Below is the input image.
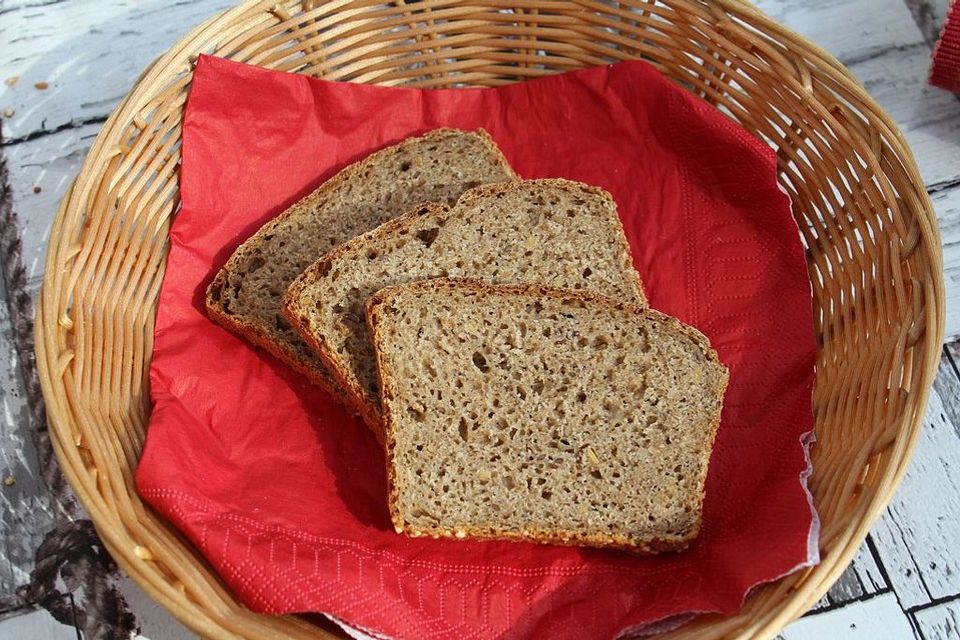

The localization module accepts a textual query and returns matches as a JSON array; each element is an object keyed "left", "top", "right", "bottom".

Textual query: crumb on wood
[
  {"left": 2, "top": 475, "right": 15, "bottom": 486},
  {"left": 34, "top": 81, "right": 49, "bottom": 90},
  {"left": 33, "top": 185, "right": 42, "bottom": 193},
  {"left": 4, "top": 76, "right": 18, "bottom": 86}
]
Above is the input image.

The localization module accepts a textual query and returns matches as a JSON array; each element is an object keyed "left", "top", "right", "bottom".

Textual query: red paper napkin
[
  {"left": 931, "top": 0, "right": 960, "bottom": 92},
  {"left": 136, "top": 55, "right": 818, "bottom": 639}
]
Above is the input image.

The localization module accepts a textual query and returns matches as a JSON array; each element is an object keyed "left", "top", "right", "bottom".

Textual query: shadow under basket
[{"left": 35, "top": 1, "right": 945, "bottom": 638}]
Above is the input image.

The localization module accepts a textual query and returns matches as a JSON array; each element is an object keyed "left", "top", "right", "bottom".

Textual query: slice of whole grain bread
[
  {"left": 284, "top": 179, "right": 646, "bottom": 429},
  {"left": 366, "top": 278, "right": 728, "bottom": 553},
  {"left": 205, "top": 128, "right": 516, "bottom": 395}
]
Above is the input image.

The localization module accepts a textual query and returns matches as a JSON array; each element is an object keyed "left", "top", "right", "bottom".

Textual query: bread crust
[
  {"left": 206, "top": 296, "right": 344, "bottom": 395},
  {"left": 283, "top": 178, "right": 647, "bottom": 434},
  {"left": 366, "top": 277, "right": 728, "bottom": 554},
  {"left": 205, "top": 128, "right": 516, "bottom": 423}
]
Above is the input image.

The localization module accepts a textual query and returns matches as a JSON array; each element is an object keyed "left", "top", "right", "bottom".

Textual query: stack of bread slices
[{"left": 206, "top": 129, "right": 728, "bottom": 553}]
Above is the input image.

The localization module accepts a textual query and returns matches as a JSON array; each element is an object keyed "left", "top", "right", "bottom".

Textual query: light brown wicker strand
[{"left": 35, "top": 0, "right": 944, "bottom": 638}]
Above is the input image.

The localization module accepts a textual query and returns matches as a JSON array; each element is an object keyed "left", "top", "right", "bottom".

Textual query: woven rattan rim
[{"left": 35, "top": 1, "right": 945, "bottom": 638}]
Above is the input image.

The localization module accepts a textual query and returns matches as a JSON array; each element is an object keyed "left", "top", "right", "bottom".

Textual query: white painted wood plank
[
  {"left": 914, "top": 600, "right": 960, "bottom": 640},
  {"left": 3, "top": 122, "right": 102, "bottom": 292},
  {"left": 0, "top": 607, "right": 78, "bottom": 640},
  {"left": 808, "top": 593, "right": 832, "bottom": 613},
  {"left": 0, "top": 276, "right": 54, "bottom": 597},
  {"left": 781, "top": 592, "right": 917, "bottom": 639},
  {"left": 753, "top": 0, "right": 926, "bottom": 65},
  {"left": 823, "top": 538, "right": 890, "bottom": 607},
  {"left": 850, "top": 538, "right": 890, "bottom": 594},
  {"left": 945, "top": 341, "right": 960, "bottom": 368},
  {"left": 0, "top": 0, "right": 235, "bottom": 143},
  {"left": 866, "top": 356, "right": 960, "bottom": 610}
]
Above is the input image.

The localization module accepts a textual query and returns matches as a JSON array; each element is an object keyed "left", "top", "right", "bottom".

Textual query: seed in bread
[{"left": 366, "top": 279, "right": 728, "bottom": 553}]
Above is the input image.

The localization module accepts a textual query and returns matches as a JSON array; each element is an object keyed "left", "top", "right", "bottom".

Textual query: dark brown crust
[
  {"left": 284, "top": 178, "right": 648, "bottom": 433},
  {"left": 205, "top": 297, "right": 343, "bottom": 395},
  {"left": 205, "top": 128, "right": 517, "bottom": 424},
  {"left": 366, "top": 277, "right": 729, "bottom": 554}
]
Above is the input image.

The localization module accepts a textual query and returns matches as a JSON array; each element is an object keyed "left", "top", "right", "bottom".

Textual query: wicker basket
[{"left": 35, "top": 1, "right": 944, "bottom": 638}]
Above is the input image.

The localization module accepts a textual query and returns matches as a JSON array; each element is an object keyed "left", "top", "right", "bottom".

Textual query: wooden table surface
[{"left": 1, "top": 0, "right": 959, "bottom": 638}]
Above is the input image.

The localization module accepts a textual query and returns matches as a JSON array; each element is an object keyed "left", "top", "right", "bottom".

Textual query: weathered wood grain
[
  {"left": 906, "top": 0, "right": 950, "bottom": 47},
  {"left": 821, "top": 539, "right": 891, "bottom": 608},
  {"left": 0, "top": 607, "right": 79, "bottom": 639},
  {"left": 781, "top": 592, "right": 918, "bottom": 639},
  {"left": 905, "top": 0, "right": 957, "bottom": 50},
  {"left": 913, "top": 599, "right": 960, "bottom": 640},
  {"left": 0, "top": 0, "right": 235, "bottom": 144},
  {"left": 867, "top": 354, "right": 960, "bottom": 610},
  {"left": 0, "top": 276, "right": 54, "bottom": 599},
  {"left": 926, "top": 0, "right": 956, "bottom": 43},
  {"left": 938, "top": 344, "right": 960, "bottom": 434},
  {"left": 3, "top": 122, "right": 102, "bottom": 291},
  {"left": 754, "top": 0, "right": 927, "bottom": 63},
  {"left": 946, "top": 340, "right": 960, "bottom": 369}
]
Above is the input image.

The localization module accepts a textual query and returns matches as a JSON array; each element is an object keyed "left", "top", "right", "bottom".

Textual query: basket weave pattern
[{"left": 35, "top": 1, "right": 944, "bottom": 638}]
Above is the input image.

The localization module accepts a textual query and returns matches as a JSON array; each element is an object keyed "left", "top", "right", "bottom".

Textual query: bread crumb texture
[{"left": 371, "top": 280, "right": 727, "bottom": 552}]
